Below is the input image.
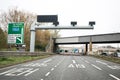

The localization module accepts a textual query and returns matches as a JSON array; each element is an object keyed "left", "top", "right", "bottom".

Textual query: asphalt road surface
[{"left": 0, "top": 55, "right": 120, "bottom": 80}]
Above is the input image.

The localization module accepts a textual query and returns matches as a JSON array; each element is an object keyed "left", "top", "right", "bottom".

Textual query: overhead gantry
[{"left": 30, "top": 15, "right": 95, "bottom": 52}]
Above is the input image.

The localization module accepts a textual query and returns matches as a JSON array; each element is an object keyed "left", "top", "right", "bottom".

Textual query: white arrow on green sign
[{"left": 8, "top": 22, "right": 24, "bottom": 44}]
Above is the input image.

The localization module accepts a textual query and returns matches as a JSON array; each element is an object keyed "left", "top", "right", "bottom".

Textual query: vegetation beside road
[
  {"left": 90, "top": 55, "right": 120, "bottom": 64},
  {"left": 0, "top": 53, "right": 54, "bottom": 68}
]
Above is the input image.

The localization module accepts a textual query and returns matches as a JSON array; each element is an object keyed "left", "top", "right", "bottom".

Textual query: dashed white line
[
  {"left": 85, "top": 60, "right": 90, "bottom": 63},
  {"left": 91, "top": 64, "right": 102, "bottom": 70},
  {"left": 51, "top": 68, "right": 54, "bottom": 71},
  {"left": 81, "top": 64, "right": 86, "bottom": 68},
  {"left": 72, "top": 60, "right": 76, "bottom": 64},
  {"left": 96, "top": 60, "right": 108, "bottom": 66},
  {"left": 109, "top": 74, "right": 120, "bottom": 80},
  {"left": 41, "top": 79, "right": 43, "bottom": 80},
  {"left": 43, "top": 59, "right": 52, "bottom": 63},
  {"left": 45, "top": 72, "right": 50, "bottom": 76}
]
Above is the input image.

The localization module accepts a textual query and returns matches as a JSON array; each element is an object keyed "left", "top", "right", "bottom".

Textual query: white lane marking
[
  {"left": 43, "top": 59, "right": 52, "bottom": 63},
  {"left": 0, "top": 68, "right": 17, "bottom": 75},
  {"left": 75, "top": 64, "right": 85, "bottom": 68},
  {"left": 107, "top": 65, "right": 120, "bottom": 70},
  {"left": 23, "top": 63, "right": 47, "bottom": 67},
  {"left": 91, "top": 64, "right": 102, "bottom": 70},
  {"left": 85, "top": 60, "right": 90, "bottom": 63},
  {"left": 81, "top": 64, "right": 86, "bottom": 68},
  {"left": 41, "top": 79, "right": 43, "bottom": 80},
  {"left": 54, "top": 65, "right": 57, "bottom": 67},
  {"left": 45, "top": 72, "right": 50, "bottom": 76},
  {"left": 109, "top": 74, "right": 120, "bottom": 80},
  {"left": 51, "top": 68, "right": 54, "bottom": 71},
  {"left": 72, "top": 60, "right": 76, "bottom": 64},
  {"left": 0, "top": 68, "right": 39, "bottom": 76},
  {"left": 96, "top": 60, "right": 108, "bottom": 66},
  {"left": 24, "top": 68, "right": 39, "bottom": 76},
  {"left": 68, "top": 64, "right": 74, "bottom": 68},
  {"left": 81, "top": 58, "right": 84, "bottom": 60}
]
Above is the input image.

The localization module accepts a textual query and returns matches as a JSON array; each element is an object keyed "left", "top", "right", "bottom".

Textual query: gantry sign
[{"left": 30, "top": 15, "right": 95, "bottom": 52}]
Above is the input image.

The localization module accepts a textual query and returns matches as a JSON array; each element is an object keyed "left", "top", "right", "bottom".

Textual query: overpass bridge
[{"left": 53, "top": 33, "right": 120, "bottom": 54}]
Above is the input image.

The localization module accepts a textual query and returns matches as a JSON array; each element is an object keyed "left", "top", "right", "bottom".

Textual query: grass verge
[
  {"left": 90, "top": 55, "right": 120, "bottom": 64},
  {"left": 0, "top": 53, "right": 54, "bottom": 68}
]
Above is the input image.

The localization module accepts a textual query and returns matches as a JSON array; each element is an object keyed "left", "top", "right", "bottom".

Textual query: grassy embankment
[{"left": 0, "top": 53, "right": 54, "bottom": 68}]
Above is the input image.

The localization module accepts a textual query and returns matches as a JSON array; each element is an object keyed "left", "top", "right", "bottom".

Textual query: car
[{"left": 100, "top": 52, "right": 108, "bottom": 56}]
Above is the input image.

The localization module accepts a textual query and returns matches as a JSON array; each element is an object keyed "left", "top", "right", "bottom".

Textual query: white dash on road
[
  {"left": 43, "top": 59, "right": 52, "bottom": 63},
  {"left": 51, "top": 68, "right": 54, "bottom": 71},
  {"left": 109, "top": 74, "right": 120, "bottom": 80},
  {"left": 96, "top": 60, "right": 108, "bottom": 66},
  {"left": 81, "top": 64, "right": 86, "bottom": 68},
  {"left": 45, "top": 72, "right": 50, "bottom": 76},
  {"left": 72, "top": 60, "right": 76, "bottom": 64},
  {"left": 41, "top": 79, "right": 43, "bottom": 80},
  {"left": 85, "top": 60, "right": 90, "bottom": 63},
  {"left": 91, "top": 64, "right": 102, "bottom": 70}
]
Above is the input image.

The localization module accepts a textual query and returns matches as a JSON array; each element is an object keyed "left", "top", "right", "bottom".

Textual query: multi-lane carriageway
[{"left": 0, "top": 55, "right": 120, "bottom": 80}]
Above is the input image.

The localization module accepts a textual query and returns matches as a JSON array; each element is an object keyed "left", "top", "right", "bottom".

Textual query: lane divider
[
  {"left": 45, "top": 72, "right": 50, "bottom": 76},
  {"left": 109, "top": 74, "right": 120, "bottom": 80},
  {"left": 91, "top": 64, "right": 102, "bottom": 71}
]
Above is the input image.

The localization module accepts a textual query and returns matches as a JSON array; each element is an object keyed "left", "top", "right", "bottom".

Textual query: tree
[
  {"left": 0, "top": 27, "right": 7, "bottom": 49},
  {"left": 0, "top": 8, "right": 35, "bottom": 50},
  {"left": 35, "top": 30, "right": 51, "bottom": 51}
]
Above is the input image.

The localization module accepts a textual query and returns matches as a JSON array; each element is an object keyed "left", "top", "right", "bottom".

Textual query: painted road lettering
[{"left": 0, "top": 68, "right": 39, "bottom": 76}]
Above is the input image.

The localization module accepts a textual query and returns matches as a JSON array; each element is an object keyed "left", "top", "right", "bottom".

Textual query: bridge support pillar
[
  {"left": 52, "top": 38, "right": 57, "bottom": 53},
  {"left": 89, "top": 36, "right": 93, "bottom": 55},
  {"left": 30, "top": 30, "right": 35, "bottom": 52},
  {"left": 85, "top": 44, "right": 88, "bottom": 55}
]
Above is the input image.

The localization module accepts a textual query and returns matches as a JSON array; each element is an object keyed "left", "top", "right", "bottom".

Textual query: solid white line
[
  {"left": 109, "top": 74, "right": 120, "bottom": 80},
  {"left": 91, "top": 64, "right": 102, "bottom": 70},
  {"left": 45, "top": 72, "right": 50, "bottom": 76},
  {"left": 51, "top": 68, "right": 54, "bottom": 71},
  {"left": 72, "top": 60, "right": 76, "bottom": 64}
]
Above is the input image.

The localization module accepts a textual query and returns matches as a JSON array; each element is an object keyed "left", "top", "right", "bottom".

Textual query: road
[{"left": 0, "top": 55, "right": 120, "bottom": 80}]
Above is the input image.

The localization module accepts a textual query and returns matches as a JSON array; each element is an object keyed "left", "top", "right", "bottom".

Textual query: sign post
[{"left": 8, "top": 22, "right": 24, "bottom": 44}]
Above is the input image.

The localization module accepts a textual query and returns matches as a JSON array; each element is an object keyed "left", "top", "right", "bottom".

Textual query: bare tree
[{"left": 0, "top": 8, "right": 35, "bottom": 50}]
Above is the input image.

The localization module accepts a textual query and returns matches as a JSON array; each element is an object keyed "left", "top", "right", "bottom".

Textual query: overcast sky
[
  {"left": 0, "top": 0, "right": 120, "bottom": 47},
  {"left": 0, "top": 0, "right": 120, "bottom": 37}
]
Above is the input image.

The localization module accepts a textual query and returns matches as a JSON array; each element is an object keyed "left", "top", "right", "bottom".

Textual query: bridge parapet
[{"left": 55, "top": 33, "right": 120, "bottom": 44}]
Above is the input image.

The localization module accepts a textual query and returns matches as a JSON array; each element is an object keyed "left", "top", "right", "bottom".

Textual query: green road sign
[{"left": 8, "top": 22, "right": 24, "bottom": 44}]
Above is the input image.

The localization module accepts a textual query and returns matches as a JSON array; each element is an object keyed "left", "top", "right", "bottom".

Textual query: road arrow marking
[
  {"left": 72, "top": 60, "right": 76, "bottom": 64},
  {"left": 68, "top": 64, "right": 74, "bottom": 68}
]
